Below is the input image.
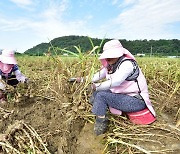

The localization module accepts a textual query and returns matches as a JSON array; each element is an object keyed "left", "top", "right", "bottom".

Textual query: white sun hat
[
  {"left": 99, "top": 39, "right": 135, "bottom": 60},
  {"left": 0, "top": 49, "right": 17, "bottom": 64}
]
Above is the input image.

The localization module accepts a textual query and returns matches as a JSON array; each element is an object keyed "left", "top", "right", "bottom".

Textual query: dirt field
[
  {"left": 0, "top": 82, "right": 105, "bottom": 153},
  {"left": 0, "top": 56, "right": 179, "bottom": 154}
]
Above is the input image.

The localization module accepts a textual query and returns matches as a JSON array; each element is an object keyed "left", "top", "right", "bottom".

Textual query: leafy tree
[{"left": 24, "top": 36, "right": 180, "bottom": 56}]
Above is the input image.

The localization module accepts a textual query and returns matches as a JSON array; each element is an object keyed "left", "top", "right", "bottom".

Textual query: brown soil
[
  {"left": 1, "top": 93, "right": 180, "bottom": 154},
  {"left": 0, "top": 75, "right": 179, "bottom": 154},
  {"left": 0, "top": 88, "right": 106, "bottom": 154},
  {"left": 75, "top": 122, "right": 105, "bottom": 154}
]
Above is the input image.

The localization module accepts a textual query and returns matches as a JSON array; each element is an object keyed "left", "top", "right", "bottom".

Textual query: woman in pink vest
[
  {"left": 0, "top": 49, "right": 28, "bottom": 103},
  {"left": 71, "top": 39, "right": 156, "bottom": 136}
]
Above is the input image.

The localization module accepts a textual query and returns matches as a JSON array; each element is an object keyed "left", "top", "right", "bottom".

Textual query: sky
[{"left": 0, "top": 0, "right": 180, "bottom": 53}]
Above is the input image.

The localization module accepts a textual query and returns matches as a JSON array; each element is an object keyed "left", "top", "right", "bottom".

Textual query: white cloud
[
  {"left": 1, "top": 0, "right": 180, "bottom": 52},
  {"left": 10, "top": 0, "right": 33, "bottom": 6},
  {"left": 0, "top": 17, "right": 30, "bottom": 31},
  {"left": 28, "top": 19, "right": 88, "bottom": 40},
  {"left": 112, "top": 0, "right": 119, "bottom": 5},
  {"left": 30, "top": 0, "right": 90, "bottom": 39},
  {"left": 104, "top": 0, "right": 180, "bottom": 39},
  {"left": 123, "top": 0, "right": 137, "bottom": 6},
  {"left": 40, "top": 0, "right": 69, "bottom": 20},
  {"left": 0, "top": 0, "right": 91, "bottom": 51}
]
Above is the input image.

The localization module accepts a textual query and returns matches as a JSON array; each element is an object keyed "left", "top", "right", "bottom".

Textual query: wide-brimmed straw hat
[
  {"left": 0, "top": 49, "right": 17, "bottom": 64},
  {"left": 99, "top": 39, "right": 135, "bottom": 60}
]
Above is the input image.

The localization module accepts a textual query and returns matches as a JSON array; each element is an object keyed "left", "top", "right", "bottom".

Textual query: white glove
[
  {"left": 14, "top": 70, "right": 27, "bottom": 83},
  {"left": 0, "top": 81, "right": 5, "bottom": 91},
  {"left": 16, "top": 75, "right": 27, "bottom": 83}
]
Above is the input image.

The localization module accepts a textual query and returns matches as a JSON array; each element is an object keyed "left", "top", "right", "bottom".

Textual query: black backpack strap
[
  {"left": 135, "top": 79, "right": 141, "bottom": 94},
  {"left": 108, "top": 58, "right": 141, "bottom": 94},
  {"left": 117, "top": 59, "right": 139, "bottom": 81},
  {"left": 118, "top": 59, "right": 141, "bottom": 94}
]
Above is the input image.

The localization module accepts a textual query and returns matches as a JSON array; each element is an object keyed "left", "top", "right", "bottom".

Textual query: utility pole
[{"left": 150, "top": 46, "right": 152, "bottom": 57}]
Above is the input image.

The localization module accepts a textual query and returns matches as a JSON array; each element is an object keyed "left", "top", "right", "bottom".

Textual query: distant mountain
[
  {"left": 25, "top": 35, "right": 104, "bottom": 56},
  {"left": 24, "top": 35, "right": 180, "bottom": 56}
]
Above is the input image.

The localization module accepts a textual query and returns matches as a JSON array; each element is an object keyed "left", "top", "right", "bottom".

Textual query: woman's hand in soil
[
  {"left": 16, "top": 75, "right": 27, "bottom": 83},
  {"left": 91, "top": 83, "right": 96, "bottom": 91},
  {"left": 68, "top": 77, "right": 83, "bottom": 83},
  {"left": 24, "top": 78, "right": 29, "bottom": 83},
  {"left": 87, "top": 83, "right": 96, "bottom": 93}
]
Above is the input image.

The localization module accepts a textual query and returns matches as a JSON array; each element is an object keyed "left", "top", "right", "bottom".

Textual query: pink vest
[{"left": 105, "top": 61, "right": 156, "bottom": 116}]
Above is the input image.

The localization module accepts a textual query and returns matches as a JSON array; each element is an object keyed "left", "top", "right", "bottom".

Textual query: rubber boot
[{"left": 94, "top": 117, "right": 109, "bottom": 136}]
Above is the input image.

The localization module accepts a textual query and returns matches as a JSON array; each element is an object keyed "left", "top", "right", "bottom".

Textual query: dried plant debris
[{"left": 0, "top": 120, "right": 50, "bottom": 154}]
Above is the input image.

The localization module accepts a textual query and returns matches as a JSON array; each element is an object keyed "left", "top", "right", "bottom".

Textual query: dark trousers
[{"left": 2, "top": 75, "right": 19, "bottom": 87}]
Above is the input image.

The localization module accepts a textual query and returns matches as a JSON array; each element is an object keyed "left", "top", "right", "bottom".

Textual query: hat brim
[
  {"left": 0, "top": 56, "right": 17, "bottom": 64},
  {"left": 99, "top": 48, "right": 125, "bottom": 59}
]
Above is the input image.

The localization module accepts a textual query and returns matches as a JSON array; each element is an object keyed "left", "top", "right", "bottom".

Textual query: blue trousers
[{"left": 91, "top": 90, "right": 146, "bottom": 116}]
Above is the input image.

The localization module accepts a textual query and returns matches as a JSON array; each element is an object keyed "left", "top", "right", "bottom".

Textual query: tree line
[{"left": 24, "top": 35, "right": 180, "bottom": 56}]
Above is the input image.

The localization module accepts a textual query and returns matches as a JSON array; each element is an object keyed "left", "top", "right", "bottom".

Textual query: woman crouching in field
[
  {"left": 0, "top": 49, "right": 28, "bottom": 103},
  {"left": 71, "top": 39, "right": 156, "bottom": 136}
]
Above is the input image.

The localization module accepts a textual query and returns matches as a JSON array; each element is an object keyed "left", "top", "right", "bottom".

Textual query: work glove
[
  {"left": 24, "top": 78, "right": 29, "bottom": 84},
  {"left": 14, "top": 70, "right": 28, "bottom": 83},
  {"left": 0, "top": 81, "right": 6, "bottom": 104},
  {"left": 86, "top": 83, "right": 96, "bottom": 93},
  {"left": 0, "top": 81, "right": 6, "bottom": 91},
  {"left": 16, "top": 75, "right": 28, "bottom": 83},
  {"left": 90, "top": 83, "right": 96, "bottom": 91}
]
